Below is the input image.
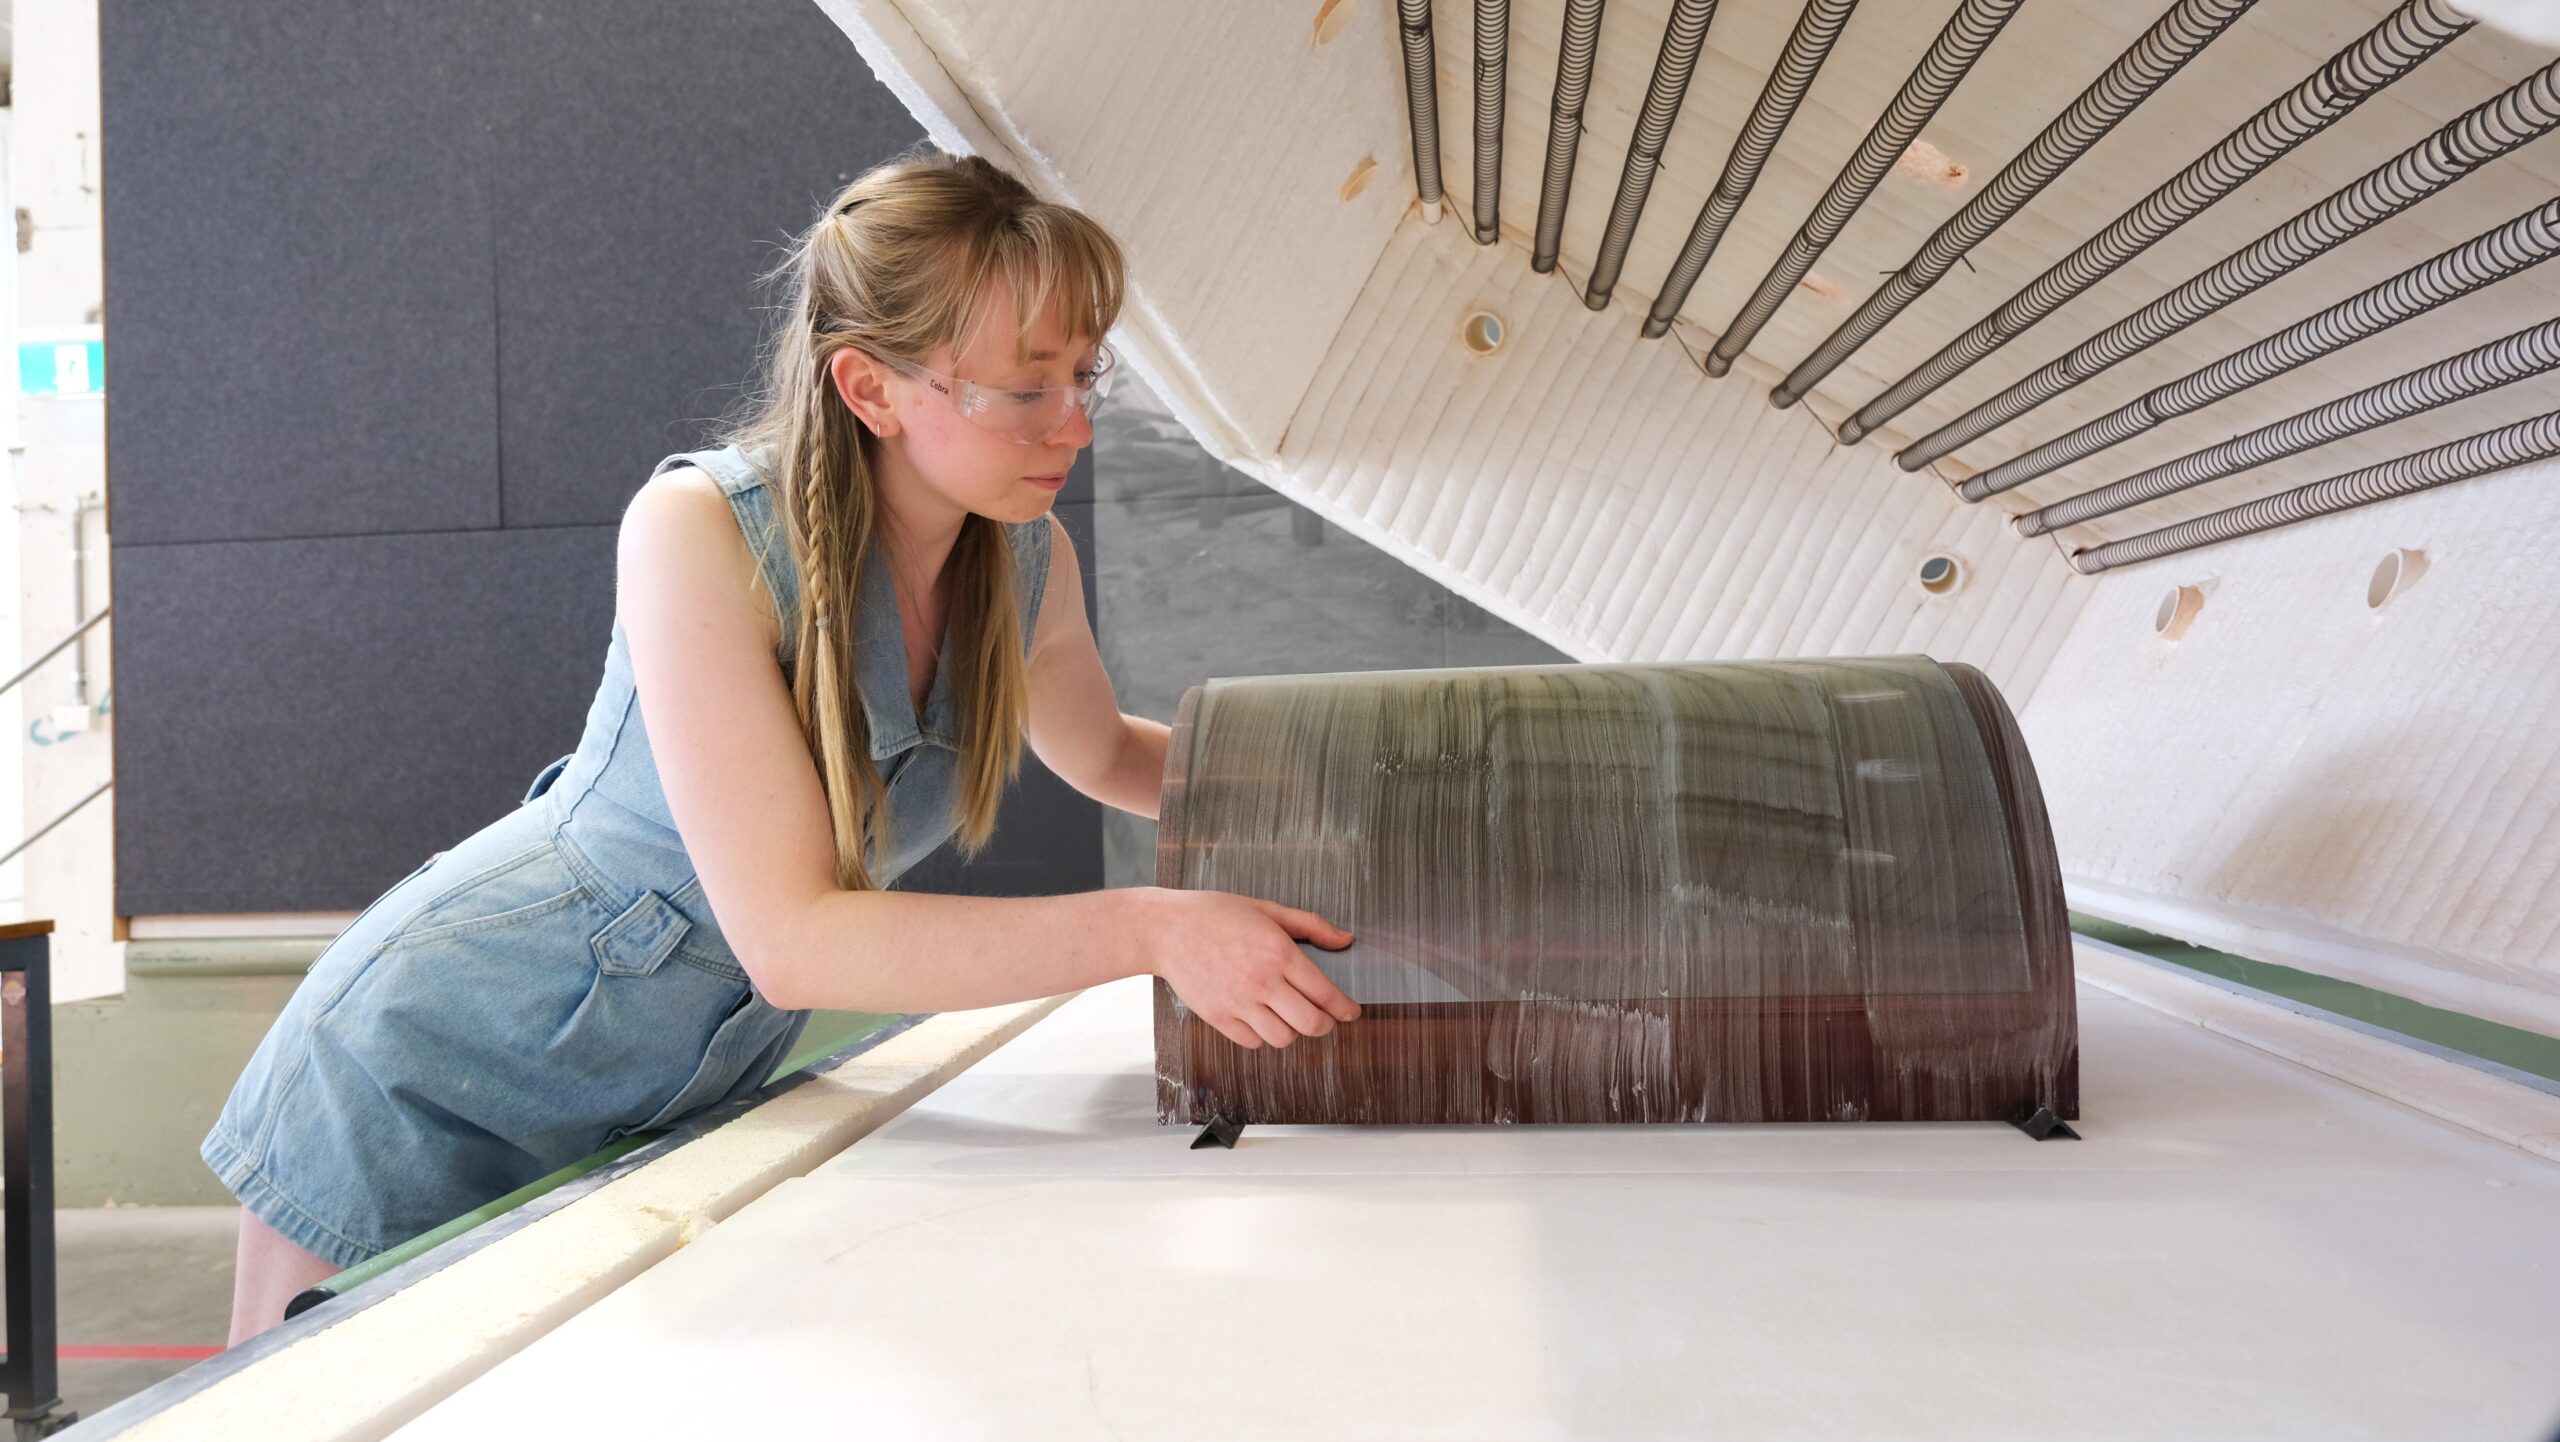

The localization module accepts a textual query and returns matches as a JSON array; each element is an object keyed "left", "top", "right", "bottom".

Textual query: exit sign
[{"left": 18, "top": 331, "right": 105, "bottom": 397}]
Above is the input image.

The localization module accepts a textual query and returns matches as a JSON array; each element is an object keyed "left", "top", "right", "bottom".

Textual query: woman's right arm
[{"left": 614, "top": 469, "right": 1358, "bottom": 1047}]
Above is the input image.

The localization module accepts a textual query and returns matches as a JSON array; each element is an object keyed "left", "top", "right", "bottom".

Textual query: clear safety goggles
[{"left": 878, "top": 344, "right": 1116, "bottom": 445}]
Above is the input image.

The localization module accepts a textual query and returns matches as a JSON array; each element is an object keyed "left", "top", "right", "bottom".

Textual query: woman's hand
[{"left": 1133, "top": 887, "right": 1361, "bottom": 1050}]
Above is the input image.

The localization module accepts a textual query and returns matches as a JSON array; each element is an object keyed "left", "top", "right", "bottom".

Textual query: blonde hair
[{"left": 723, "top": 149, "right": 1126, "bottom": 890}]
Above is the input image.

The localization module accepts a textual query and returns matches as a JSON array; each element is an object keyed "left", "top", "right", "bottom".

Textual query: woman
[{"left": 207, "top": 149, "right": 1361, "bottom": 1341}]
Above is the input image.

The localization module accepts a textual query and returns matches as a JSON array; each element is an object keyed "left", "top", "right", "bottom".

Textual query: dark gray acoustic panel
[
  {"left": 116, "top": 453, "right": 1109, "bottom": 916},
  {"left": 97, "top": 0, "right": 501, "bottom": 545},
  {"left": 113, "top": 527, "right": 620, "bottom": 915},
  {"left": 488, "top": 0, "right": 927, "bottom": 528}
]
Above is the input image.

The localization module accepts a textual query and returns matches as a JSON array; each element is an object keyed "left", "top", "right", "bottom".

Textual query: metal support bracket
[{"left": 2009, "top": 1105, "right": 2081, "bottom": 1140}]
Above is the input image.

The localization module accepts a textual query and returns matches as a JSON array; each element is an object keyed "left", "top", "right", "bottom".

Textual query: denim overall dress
[{"left": 203, "top": 441, "right": 1054, "bottom": 1269}]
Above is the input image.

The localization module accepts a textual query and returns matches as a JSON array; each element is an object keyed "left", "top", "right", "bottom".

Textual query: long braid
[{"left": 787, "top": 356, "right": 890, "bottom": 891}]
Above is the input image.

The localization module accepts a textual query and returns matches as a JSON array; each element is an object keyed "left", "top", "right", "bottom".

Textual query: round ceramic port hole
[
  {"left": 1340, "top": 156, "right": 1378, "bottom": 203},
  {"left": 2155, "top": 584, "right": 2204, "bottom": 639},
  {"left": 2367, "top": 548, "right": 2428, "bottom": 610}
]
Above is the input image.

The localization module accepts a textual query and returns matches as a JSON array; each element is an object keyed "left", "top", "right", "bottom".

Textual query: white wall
[
  {"left": 10, "top": 0, "right": 120, "bottom": 1002},
  {"left": 2025, "top": 461, "right": 2560, "bottom": 1034},
  {"left": 1, "top": 102, "right": 24, "bottom": 921}
]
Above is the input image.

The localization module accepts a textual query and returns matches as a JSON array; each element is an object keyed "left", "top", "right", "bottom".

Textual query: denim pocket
[
  {"left": 590, "top": 888, "right": 692, "bottom": 978},
  {"left": 392, "top": 844, "right": 595, "bottom": 946}
]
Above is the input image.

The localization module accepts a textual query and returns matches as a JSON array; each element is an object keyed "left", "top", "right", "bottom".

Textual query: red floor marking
[{"left": 49, "top": 1345, "right": 223, "bottom": 1362}]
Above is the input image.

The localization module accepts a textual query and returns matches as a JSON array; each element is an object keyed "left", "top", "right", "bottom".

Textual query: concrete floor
[{"left": 7, "top": 1206, "right": 236, "bottom": 1425}]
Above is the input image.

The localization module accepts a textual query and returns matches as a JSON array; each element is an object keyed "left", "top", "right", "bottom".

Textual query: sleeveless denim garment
[{"left": 203, "top": 442, "right": 1054, "bottom": 1268}]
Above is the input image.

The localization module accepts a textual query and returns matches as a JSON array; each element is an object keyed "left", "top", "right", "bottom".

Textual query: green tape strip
[
  {"left": 774, "top": 1010, "right": 897, "bottom": 1079},
  {"left": 2072, "top": 912, "right": 2560, "bottom": 1086},
  {"left": 308, "top": 1133, "right": 656, "bottom": 1299}
]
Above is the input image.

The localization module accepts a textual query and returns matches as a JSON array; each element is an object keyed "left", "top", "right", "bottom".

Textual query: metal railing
[
  {"left": 0, "top": 611, "right": 106, "bottom": 704},
  {"left": 0, "top": 608, "right": 112, "bottom": 872}
]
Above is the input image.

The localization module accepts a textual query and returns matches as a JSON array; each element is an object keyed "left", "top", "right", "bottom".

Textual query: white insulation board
[
  {"left": 821, "top": 0, "right": 2560, "bottom": 1020},
  {"left": 389, "top": 968, "right": 2560, "bottom": 1441},
  {"left": 2026, "top": 457, "right": 2560, "bottom": 1036}
]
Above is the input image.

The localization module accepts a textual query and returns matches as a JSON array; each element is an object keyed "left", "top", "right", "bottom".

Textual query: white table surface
[{"left": 393, "top": 971, "right": 2560, "bottom": 1440}]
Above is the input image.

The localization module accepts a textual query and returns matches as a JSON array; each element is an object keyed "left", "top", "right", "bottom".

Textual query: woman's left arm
[{"left": 1024, "top": 514, "right": 1170, "bottom": 819}]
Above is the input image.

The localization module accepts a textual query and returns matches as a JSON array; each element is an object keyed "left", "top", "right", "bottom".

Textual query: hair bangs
[{"left": 986, "top": 210, "right": 1124, "bottom": 362}]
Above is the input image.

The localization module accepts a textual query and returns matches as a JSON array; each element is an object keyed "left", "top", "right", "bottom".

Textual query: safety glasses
[{"left": 876, "top": 344, "right": 1116, "bottom": 445}]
